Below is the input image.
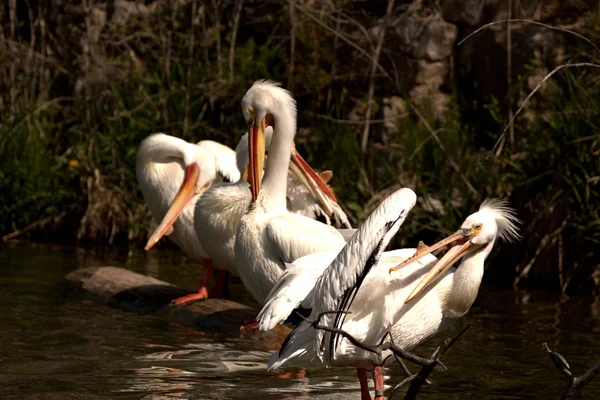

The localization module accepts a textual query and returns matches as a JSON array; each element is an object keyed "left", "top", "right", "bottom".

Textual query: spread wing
[{"left": 257, "top": 246, "right": 344, "bottom": 331}]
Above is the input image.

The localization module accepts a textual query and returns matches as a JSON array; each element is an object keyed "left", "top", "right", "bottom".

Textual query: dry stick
[
  {"left": 558, "top": 233, "right": 564, "bottom": 290},
  {"left": 288, "top": 0, "right": 296, "bottom": 91},
  {"left": 543, "top": 343, "right": 600, "bottom": 400},
  {"left": 561, "top": 260, "right": 580, "bottom": 296},
  {"left": 82, "top": 0, "right": 93, "bottom": 131},
  {"left": 458, "top": 19, "right": 600, "bottom": 56},
  {"left": 411, "top": 105, "right": 479, "bottom": 197},
  {"left": 39, "top": 0, "right": 48, "bottom": 91},
  {"left": 399, "top": 324, "right": 471, "bottom": 400},
  {"left": 8, "top": 0, "right": 17, "bottom": 122},
  {"left": 183, "top": 0, "right": 198, "bottom": 137},
  {"left": 313, "top": 111, "right": 409, "bottom": 125},
  {"left": 506, "top": 0, "right": 514, "bottom": 153},
  {"left": 306, "top": 312, "right": 433, "bottom": 367},
  {"left": 361, "top": 0, "right": 395, "bottom": 154},
  {"left": 2, "top": 211, "right": 68, "bottom": 241},
  {"left": 326, "top": 3, "right": 341, "bottom": 111},
  {"left": 200, "top": 6, "right": 209, "bottom": 67},
  {"left": 514, "top": 235, "right": 557, "bottom": 288},
  {"left": 228, "top": 0, "right": 244, "bottom": 83},
  {"left": 308, "top": 312, "right": 469, "bottom": 400},
  {"left": 211, "top": 0, "right": 223, "bottom": 80},
  {"left": 25, "top": 0, "right": 36, "bottom": 78},
  {"left": 458, "top": 20, "right": 600, "bottom": 156},
  {"left": 491, "top": 63, "right": 600, "bottom": 156},
  {"left": 0, "top": 96, "right": 69, "bottom": 153},
  {"left": 293, "top": 2, "right": 393, "bottom": 82},
  {"left": 164, "top": 2, "right": 178, "bottom": 133},
  {"left": 514, "top": 219, "right": 567, "bottom": 287}
]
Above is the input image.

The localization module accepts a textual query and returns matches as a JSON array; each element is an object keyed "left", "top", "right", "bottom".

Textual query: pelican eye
[
  {"left": 471, "top": 224, "right": 483, "bottom": 234},
  {"left": 247, "top": 106, "right": 256, "bottom": 124}
]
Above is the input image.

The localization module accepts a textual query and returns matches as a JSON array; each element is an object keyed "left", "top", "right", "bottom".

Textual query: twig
[
  {"left": 211, "top": 0, "right": 223, "bottom": 80},
  {"left": 2, "top": 211, "right": 68, "bottom": 241},
  {"left": 506, "top": 0, "right": 514, "bottom": 153},
  {"left": 514, "top": 219, "right": 567, "bottom": 287},
  {"left": 326, "top": 3, "right": 341, "bottom": 111},
  {"left": 183, "top": 0, "right": 198, "bottom": 137},
  {"left": 82, "top": 0, "right": 94, "bottom": 131},
  {"left": 288, "top": 0, "right": 296, "bottom": 91},
  {"left": 361, "top": 0, "right": 395, "bottom": 154},
  {"left": 491, "top": 63, "right": 600, "bottom": 157},
  {"left": 458, "top": 19, "right": 600, "bottom": 56},
  {"left": 309, "top": 311, "right": 433, "bottom": 367},
  {"left": 308, "top": 312, "right": 470, "bottom": 399},
  {"left": 558, "top": 233, "right": 564, "bottom": 290},
  {"left": 228, "top": 0, "right": 244, "bottom": 83},
  {"left": 200, "top": 5, "right": 209, "bottom": 67},
  {"left": 312, "top": 112, "right": 409, "bottom": 125},
  {"left": 392, "top": 324, "right": 471, "bottom": 400},
  {"left": 292, "top": 2, "right": 393, "bottom": 82},
  {"left": 410, "top": 105, "right": 479, "bottom": 197},
  {"left": 543, "top": 343, "right": 600, "bottom": 399},
  {"left": 8, "top": 0, "right": 17, "bottom": 121}
]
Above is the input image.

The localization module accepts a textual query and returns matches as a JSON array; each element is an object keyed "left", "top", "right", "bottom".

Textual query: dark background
[{"left": 1, "top": 0, "right": 599, "bottom": 294}]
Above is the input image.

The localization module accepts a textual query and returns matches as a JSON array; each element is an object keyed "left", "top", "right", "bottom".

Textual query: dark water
[{"left": 1, "top": 243, "right": 599, "bottom": 399}]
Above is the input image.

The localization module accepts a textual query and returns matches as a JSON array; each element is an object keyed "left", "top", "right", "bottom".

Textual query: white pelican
[
  {"left": 234, "top": 80, "right": 348, "bottom": 306},
  {"left": 263, "top": 197, "right": 519, "bottom": 400},
  {"left": 136, "top": 133, "right": 239, "bottom": 305},
  {"left": 235, "top": 129, "right": 352, "bottom": 229},
  {"left": 141, "top": 129, "right": 348, "bottom": 306},
  {"left": 193, "top": 128, "right": 349, "bottom": 293}
]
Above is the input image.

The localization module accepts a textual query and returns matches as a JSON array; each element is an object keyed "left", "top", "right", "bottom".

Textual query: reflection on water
[{"left": 1, "top": 243, "right": 600, "bottom": 399}]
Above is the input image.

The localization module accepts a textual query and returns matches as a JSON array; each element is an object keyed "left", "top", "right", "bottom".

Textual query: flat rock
[{"left": 61, "top": 266, "right": 291, "bottom": 336}]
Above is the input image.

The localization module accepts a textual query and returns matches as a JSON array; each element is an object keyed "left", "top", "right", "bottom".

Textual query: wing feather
[
  {"left": 257, "top": 247, "right": 344, "bottom": 331},
  {"left": 265, "top": 214, "right": 346, "bottom": 265}
]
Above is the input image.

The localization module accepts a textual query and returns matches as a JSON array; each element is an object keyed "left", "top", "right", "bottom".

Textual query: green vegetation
[{"left": 0, "top": 1, "right": 598, "bottom": 293}]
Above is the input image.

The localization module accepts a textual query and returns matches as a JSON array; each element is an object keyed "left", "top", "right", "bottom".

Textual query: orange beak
[
  {"left": 289, "top": 149, "right": 338, "bottom": 216},
  {"left": 246, "top": 107, "right": 338, "bottom": 213},
  {"left": 388, "top": 229, "right": 469, "bottom": 274},
  {"left": 145, "top": 163, "right": 201, "bottom": 251},
  {"left": 403, "top": 239, "right": 484, "bottom": 304},
  {"left": 247, "top": 107, "right": 266, "bottom": 202}
]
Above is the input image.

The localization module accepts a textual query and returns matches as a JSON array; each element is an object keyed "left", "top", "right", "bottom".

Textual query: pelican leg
[
  {"left": 373, "top": 365, "right": 385, "bottom": 400},
  {"left": 240, "top": 319, "right": 259, "bottom": 330},
  {"left": 209, "top": 270, "right": 229, "bottom": 298},
  {"left": 357, "top": 368, "right": 372, "bottom": 400},
  {"left": 170, "top": 258, "right": 214, "bottom": 306}
]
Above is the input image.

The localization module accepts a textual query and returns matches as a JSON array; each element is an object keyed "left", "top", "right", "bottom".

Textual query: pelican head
[
  {"left": 235, "top": 127, "right": 274, "bottom": 180},
  {"left": 240, "top": 80, "right": 337, "bottom": 212},
  {"left": 390, "top": 198, "right": 521, "bottom": 303},
  {"left": 142, "top": 134, "right": 217, "bottom": 251}
]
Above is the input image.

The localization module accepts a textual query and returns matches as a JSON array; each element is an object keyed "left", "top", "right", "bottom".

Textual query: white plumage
[
  {"left": 264, "top": 194, "right": 519, "bottom": 399},
  {"left": 234, "top": 80, "right": 347, "bottom": 305},
  {"left": 194, "top": 127, "right": 352, "bottom": 279},
  {"left": 136, "top": 133, "right": 239, "bottom": 261},
  {"left": 236, "top": 128, "right": 351, "bottom": 228}
]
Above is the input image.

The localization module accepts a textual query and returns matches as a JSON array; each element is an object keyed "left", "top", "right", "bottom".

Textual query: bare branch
[
  {"left": 309, "top": 312, "right": 470, "bottom": 399},
  {"left": 492, "top": 63, "right": 600, "bottom": 157},
  {"left": 410, "top": 105, "right": 479, "bottom": 197},
  {"left": 288, "top": 0, "right": 296, "bottom": 91},
  {"left": 361, "top": 0, "right": 395, "bottom": 154},
  {"left": 458, "top": 19, "right": 600, "bottom": 56},
  {"left": 292, "top": 2, "right": 393, "bottom": 82},
  {"left": 400, "top": 324, "right": 471, "bottom": 400},
  {"left": 543, "top": 342, "right": 600, "bottom": 399},
  {"left": 183, "top": 0, "right": 198, "bottom": 137},
  {"left": 229, "top": 0, "right": 244, "bottom": 83}
]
